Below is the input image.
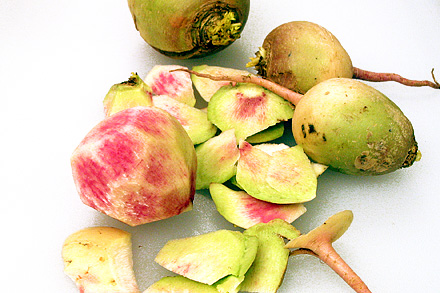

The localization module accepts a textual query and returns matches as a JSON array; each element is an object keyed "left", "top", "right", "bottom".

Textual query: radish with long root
[
  {"left": 178, "top": 68, "right": 421, "bottom": 175},
  {"left": 247, "top": 21, "right": 439, "bottom": 94},
  {"left": 286, "top": 210, "right": 372, "bottom": 293}
]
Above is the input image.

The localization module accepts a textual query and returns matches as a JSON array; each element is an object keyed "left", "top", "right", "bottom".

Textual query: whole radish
[
  {"left": 291, "top": 78, "right": 420, "bottom": 175},
  {"left": 248, "top": 21, "right": 439, "bottom": 94},
  {"left": 128, "top": 0, "right": 250, "bottom": 59}
]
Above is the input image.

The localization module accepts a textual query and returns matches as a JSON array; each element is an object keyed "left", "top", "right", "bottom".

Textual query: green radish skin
[
  {"left": 249, "top": 21, "right": 353, "bottom": 94},
  {"left": 128, "top": 0, "right": 250, "bottom": 59},
  {"left": 292, "top": 78, "right": 419, "bottom": 175}
]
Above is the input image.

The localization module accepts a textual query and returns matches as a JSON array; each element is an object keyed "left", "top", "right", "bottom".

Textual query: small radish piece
[
  {"left": 207, "top": 83, "right": 294, "bottom": 141},
  {"left": 191, "top": 64, "right": 255, "bottom": 101},
  {"left": 62, "top": 227, "right": 139, "bottom": 293},
  {"left": 236, "top": 142, "right": 320, "bottom": 204},
  {"left": 146, "top": 276, "right": 219, "bottom": 293},
  {"left": 154, "top": 230, "right": 258, "bottom": 287},
  {"left": 246, "top": 122, "right": 285, "bottom": 144},
  {"left": 103, "top": 73, "right": 153, "bottom": 117},
  {"left": 145, "top": 65, "right": 196, "bottom": 106},
  {"left": 152, "top": 95, "right": 217, "bottom": 145},
  {"left": 241, "top": 219, "right": 301, "bottom": 293},
  {"left": 195, "top": 129, "right": 240, "bottom": 190},
  {"left": 209, "top": 183, "right": 306, "bottom": 229}
]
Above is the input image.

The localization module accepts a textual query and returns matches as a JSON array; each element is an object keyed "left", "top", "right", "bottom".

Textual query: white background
[{"left": 1, "top": 0, "right": 439, "bottom": 292}]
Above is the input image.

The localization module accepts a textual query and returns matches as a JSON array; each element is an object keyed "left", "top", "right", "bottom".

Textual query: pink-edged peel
[
  {"left": 151, "top": 94, "right": 217, "bottom": 145},
  {"left": 209, "top": 183, "right": 306, "bottom": 229},
  {"left": 145, "top": 65, "right": 196, "bottom": 106},
  {"left": 206, "top": 82, "right": 294, "bottom": 141}
]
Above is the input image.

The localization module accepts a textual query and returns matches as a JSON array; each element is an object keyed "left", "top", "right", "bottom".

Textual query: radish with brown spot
[{"left": 247, "top": 21, "right": 439, "bottom": 94}]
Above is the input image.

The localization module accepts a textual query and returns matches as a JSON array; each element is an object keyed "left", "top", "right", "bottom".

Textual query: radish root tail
[
  {"left": 290, "top": 247, "right": 372, "bottom": 293},
  {"left": 353, "top": 67, "right": 440, "bottom": 89},
  {"left": 170, "top": 68, "right": 303, "bottom": 105},
  {"left": 431, "top": 68, "right": 439, "bottom": 88}
]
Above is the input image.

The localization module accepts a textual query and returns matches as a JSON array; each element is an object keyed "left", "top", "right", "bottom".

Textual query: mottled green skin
[
  {"left": 292, "top": 78, "right": 418, "bottom": 175},
  {"left": 255, "top": 21, "right": 353, "bottom": 94},
  {"left": 128, "top": 0, "right": 250, "bottom": 59}
]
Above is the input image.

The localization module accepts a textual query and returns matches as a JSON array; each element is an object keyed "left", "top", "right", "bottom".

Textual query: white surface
[{"left": 1, "top": 0, "right": 439, "bottom": 292}]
